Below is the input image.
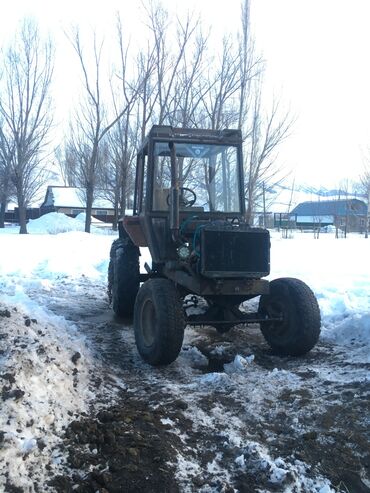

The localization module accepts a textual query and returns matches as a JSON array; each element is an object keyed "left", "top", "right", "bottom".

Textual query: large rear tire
[
  {"left": 108, "top": 237, "right": 140, "bottom": 318},
  {"left": 134, "top": 279, "right": 185, "bottom": 366},
  {"left": 258, "top": 277, "right": 321, "bottom": 356}
]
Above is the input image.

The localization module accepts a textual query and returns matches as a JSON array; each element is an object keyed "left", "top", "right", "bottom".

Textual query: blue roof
[{"left": 291, "top": 199, "right": 367, "bottom": 216}]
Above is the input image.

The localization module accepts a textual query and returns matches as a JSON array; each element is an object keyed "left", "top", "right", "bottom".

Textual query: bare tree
[
  {"left": 100, "top": 122, "right": 137, "bottom": 229},
  {"left": 144, "top": 2, "right": 199, "bottom": 125},
  {"left": 0, "top": 19, "right": 54, "bottom": 233},
  {"left": 338, "top": 180, "right": 352, "bottom": 238},
  {"left": 67, "top": 27, "right": 138, "bottom": 233},
  {"left": 106, "top": 16, "right": 141, "bottom": 226},
  {"left": 243, "top": 80, "right": 295, "bottom": 224},
  {"left": 136, "top": 45, "right": 157, "bottom": 142},
  {"left": 169, "top": 29, "right": 209, "bottom": 128},
  {"left": 200, "top": 36, "right": 241, "bottom": 130},
  {"left": 237, "top": 0, "right": 262, "bottom": 131},
  {"left": 0, "top": 122, "right": 15, "bottom": 227},
  {"left": 281, "top": 177, "right": 296, "bottom": 238},
  {"left": 97, "top": 4, "right": 206, "bottom": 225},
  {"left": 54, "top": 143, "right": 78, "bottom": 187},
  {"left": 231, "top": 0, "right": 294, "bottom": 224}
]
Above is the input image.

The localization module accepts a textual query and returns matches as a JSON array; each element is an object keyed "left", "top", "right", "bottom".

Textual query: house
[
  {"left": 40, "top": 186, "right": 115, "bottom": 222},
  {"left": 290, "top": 199, "right": 368, "bottom": 232}
]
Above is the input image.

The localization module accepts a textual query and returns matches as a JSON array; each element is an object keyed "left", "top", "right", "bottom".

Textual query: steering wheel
[{"left": 167, "top": 187, "right": 197, "bottom": 208}]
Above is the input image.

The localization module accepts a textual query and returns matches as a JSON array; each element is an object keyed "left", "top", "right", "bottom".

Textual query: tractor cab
[{"left": 124, "top": 125, "right": 269, "bottom": 284}]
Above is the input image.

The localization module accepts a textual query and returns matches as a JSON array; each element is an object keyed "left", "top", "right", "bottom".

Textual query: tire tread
[
  {"left": 134, "top": 278, "right": 185, "bottom": 365},
  {"left": 259, "top": 277, "right": 321, "bottom": 356},
  {"left": 108, "top": 238, "right": 140, "bottom": 317}
]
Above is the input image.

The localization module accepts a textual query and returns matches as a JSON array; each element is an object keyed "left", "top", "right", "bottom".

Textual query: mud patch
[{"left": 51, "top": 393, "right": 183, "bottom": 493}]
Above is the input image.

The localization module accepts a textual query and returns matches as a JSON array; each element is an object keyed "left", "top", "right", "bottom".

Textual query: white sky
[
  {"left": 251, "top": 0, "right": 370, "bottom": 189},
  {"left": 1, "top": 0, "right": 370, "bottom": 189}
]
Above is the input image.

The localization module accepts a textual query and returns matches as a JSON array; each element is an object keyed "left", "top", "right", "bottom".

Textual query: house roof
[
  {"left": 42, "top": 186, "right": 113, "bottom": 210},
  {"left": 291, "top": 199, "right": 367, "bottom": 217}
]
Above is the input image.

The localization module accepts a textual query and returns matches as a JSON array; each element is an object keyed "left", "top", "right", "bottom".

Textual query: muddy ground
[{"left": 7, "top": 278, "right": 370, "bottom": 493}]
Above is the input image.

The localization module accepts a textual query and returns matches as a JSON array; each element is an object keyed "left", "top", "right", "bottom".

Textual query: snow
[
  {"left": 27, "top": 211, "right": 111, "bottom": 235},
  {"left": 224, "top": 354, "right": 255, "bottom": 374},
  {"left": 269, "top": 231, "right": 370, "bottom": 362},
  {"left": 0, "top": 213, "right": 369, "bottom": 491},
  {"left": 234, "top": 441, "right": 335, "bottom": 492},
  {"left": 0, "top": 304, "right": 95, "bottom": 487}
]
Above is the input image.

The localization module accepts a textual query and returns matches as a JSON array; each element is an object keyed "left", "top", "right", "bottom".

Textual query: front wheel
[
  {"left": 258, "top": 277, "right": 321, "bottom": 356},
  {"left": 134, "top": 279, "right": 185, "bottom": 366},
  {"left": 108, "top": 238, "right": 140, "bottom": 318}
]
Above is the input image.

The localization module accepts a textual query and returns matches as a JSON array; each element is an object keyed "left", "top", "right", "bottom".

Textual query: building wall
[
  {"left": 334, "top": 215, "right": 367, "bottom": 233},
  {"left": 56, "top": 207, "right": 114, "bottom": 216}
]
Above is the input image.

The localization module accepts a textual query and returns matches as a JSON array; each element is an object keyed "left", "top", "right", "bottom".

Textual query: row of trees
[{"left": 0, "top": 1, "right": 294, "bottom": 233}]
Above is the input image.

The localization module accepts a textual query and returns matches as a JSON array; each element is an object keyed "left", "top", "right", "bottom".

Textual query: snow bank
[
  {"left": 0, "top": 300, "right": 94, "bottom": 490},
  {"left": 27, "top": 211, "right": 110, "bottom": 235},
  {"left": 0, "top": 216, "right": 116, "bottom": 488},
  {"left": 0, "top": 231, "right": 112, "bottom": 286}
]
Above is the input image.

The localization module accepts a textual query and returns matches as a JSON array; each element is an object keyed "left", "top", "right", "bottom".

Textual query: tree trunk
[
  {"left": 245, "top": 183, "right": 254, "bottom": 224},
  {"left": 18, "top": 205, "right": 28, "bottom": 234},
  {"left": 112, "top": 200, "right": 119, "bottom": 231},
  {"left": 85, "top": 188, "right": 94, "bottom": 233},
  {"left": 0, "top": 201, "right": 6, "bottom": 228}
]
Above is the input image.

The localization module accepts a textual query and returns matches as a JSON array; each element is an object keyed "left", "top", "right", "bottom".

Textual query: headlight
[{"left": 177, "top": 245, "right": 191, "bottom": 260}]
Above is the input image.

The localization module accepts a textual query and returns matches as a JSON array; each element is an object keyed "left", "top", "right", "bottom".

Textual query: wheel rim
[{"left": 141, "top": 298, "right": 156, "bottom": 347}]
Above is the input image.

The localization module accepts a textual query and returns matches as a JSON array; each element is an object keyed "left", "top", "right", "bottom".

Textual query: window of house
[{"left": 72, "top": 209, "right": 84, "bottom": 215}]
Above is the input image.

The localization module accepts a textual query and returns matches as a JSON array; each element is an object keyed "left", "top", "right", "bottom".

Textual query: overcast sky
[
  {"left": 252, "top": 0, "right": 370, "bottom": 190},
  {"left": 1, "top": 0, "right": 370, "bottom": 189}
]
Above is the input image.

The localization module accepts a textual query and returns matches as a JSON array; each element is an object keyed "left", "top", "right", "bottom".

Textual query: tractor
[{"left": 108, "top": 125, "right": 321, "bottom": 366}]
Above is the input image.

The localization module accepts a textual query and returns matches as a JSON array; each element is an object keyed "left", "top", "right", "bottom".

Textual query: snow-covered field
[{"left": 0, "top": 213, "right": 369, "bottom": 492}]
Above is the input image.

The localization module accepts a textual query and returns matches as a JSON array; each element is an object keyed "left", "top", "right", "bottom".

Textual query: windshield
[{"left": 153, "top": 142, "right": 241, "bottom": 213}]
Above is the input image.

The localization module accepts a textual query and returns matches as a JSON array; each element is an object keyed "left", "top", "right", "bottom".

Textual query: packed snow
[{"left": 0, "top": 213, "right": 369, "bottom": 491}]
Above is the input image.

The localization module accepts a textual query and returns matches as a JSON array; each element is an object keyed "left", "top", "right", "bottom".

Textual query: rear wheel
[
  {"left": 259, "top": 277, "right": 321, "bottom": 356},
  {"left": 108, "top": 238, "right": 140, "bottom": 318},
  {"left": 134, "top": 279, "right": 185, "bottom": 366}
]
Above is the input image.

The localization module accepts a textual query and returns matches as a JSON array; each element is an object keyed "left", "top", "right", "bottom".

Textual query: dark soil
[{"left": 50, "top": 395, "right": 184, "bottom": 493}]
